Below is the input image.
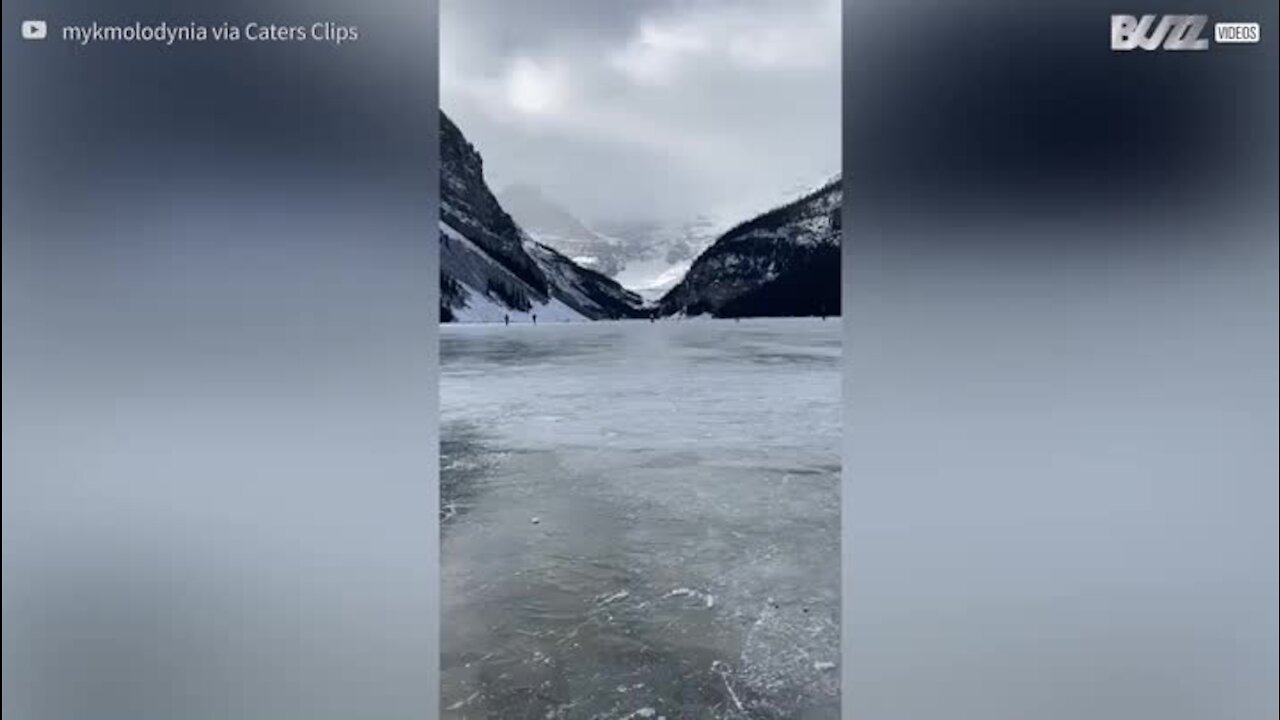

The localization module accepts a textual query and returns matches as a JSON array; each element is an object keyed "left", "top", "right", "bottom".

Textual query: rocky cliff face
[
  {"left": 439, "top": 112, "right": 644, "bottom": 323},
  {"left": 497, "top": 184, "right": 629, "bottom": 277}
]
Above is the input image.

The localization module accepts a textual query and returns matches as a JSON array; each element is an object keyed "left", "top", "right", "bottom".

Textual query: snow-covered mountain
[
  {"left": 497, "top": 184, "right": 629, "bottom": 277},
  {"left": 440, "top": 112, "right": 644, "bottom": 323},
  {"left": 497, "top": 183, "right": 732, "bottom": 304},
  {"left": 594, "top": 216, "right": 726, "bottom": 302},
  {"left": 656, "top": 176, "right": 841, "bottom": 318}
]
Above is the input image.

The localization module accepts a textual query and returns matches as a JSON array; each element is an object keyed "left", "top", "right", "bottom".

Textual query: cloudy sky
[{"left": 441, "top": 0, "right": 841, "bottom": 227}]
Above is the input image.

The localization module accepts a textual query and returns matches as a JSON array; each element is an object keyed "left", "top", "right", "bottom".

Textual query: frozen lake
[{"left": 441, "top": 318, "right": 841, "bottom": 719}]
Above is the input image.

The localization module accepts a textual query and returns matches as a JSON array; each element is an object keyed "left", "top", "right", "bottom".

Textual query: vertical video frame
[{"left": 439, "top": 1, "right": 842, "bottom": 716}]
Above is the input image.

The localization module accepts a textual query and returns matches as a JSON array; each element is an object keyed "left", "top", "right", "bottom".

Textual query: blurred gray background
[
  {"left": 3, "top": 1, "right": 438, "bottom": 719},
  {"left": 844, "top": 0, "right": 1278, "bottom": 717}
]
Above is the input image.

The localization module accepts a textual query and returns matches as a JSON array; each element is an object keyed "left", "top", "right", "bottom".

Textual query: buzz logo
[
  {"left": 1111, "top": 15, "right": 1261, "bottom": 50},
  {"left": 1111, "top": 15, "right": 1209, "bottom": 50}
]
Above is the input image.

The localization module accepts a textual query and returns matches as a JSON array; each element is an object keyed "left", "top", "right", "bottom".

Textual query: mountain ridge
[
  {"left": 656, "top": 176, "right": 842, "bottom": 318},
  {"left": 439, "top": 112, "right": 644, "bottom": 323}
]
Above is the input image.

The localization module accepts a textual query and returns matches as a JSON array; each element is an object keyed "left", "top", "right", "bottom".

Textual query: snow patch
[
  {"left": 450, "top": 287, "right": 585, "bottom": 324},
  {"left": 665, "top": 587, "right": 716, "bottom": 609},
  {"left": 596, "top": 589, "right": 630, "bottom": 606}
]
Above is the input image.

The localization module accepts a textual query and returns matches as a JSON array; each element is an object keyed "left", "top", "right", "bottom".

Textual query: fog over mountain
[
  {"left": 441, "top": 0, "right": 840, "bottom": 227},
  {"left": 440, "top": 112, "right": 644, "bottom": 322},
  {"left": 497, "top": 183, "right": 730, "bottom": 300},
  {"left": 441, "top": 0, "right": 840, "bottom": 319},
  {"left": 497, "top": 184, "right": 629, "bottom": 276}
]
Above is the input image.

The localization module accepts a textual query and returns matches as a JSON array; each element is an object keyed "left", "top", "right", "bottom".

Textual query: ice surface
[{"left": 441, "top": 318, "right": 840, "bottom": 718}]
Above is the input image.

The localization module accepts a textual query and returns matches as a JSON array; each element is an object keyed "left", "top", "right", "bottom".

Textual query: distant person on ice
[
  {"left": 504, "top": 313, "right": 510, "bottom": 326},
  {"left": 532, "top": 313, "right": 537, "bottom": 325}
]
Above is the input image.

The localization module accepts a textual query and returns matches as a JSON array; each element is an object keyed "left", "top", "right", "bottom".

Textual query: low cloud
[{"left": 441, "top": 0, "right": 840, "bottom": 225}]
